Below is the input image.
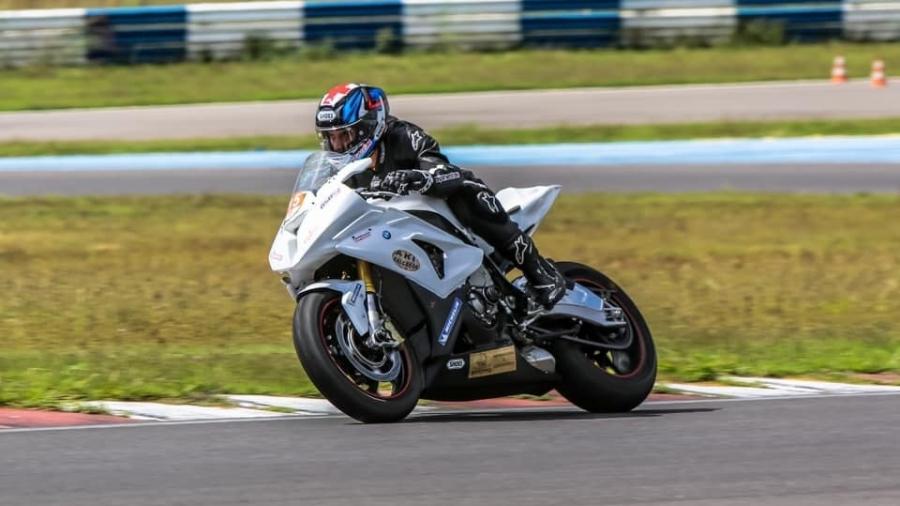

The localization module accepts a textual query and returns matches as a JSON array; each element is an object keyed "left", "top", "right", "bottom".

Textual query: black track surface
[
  {"left": 4, "top": 164, "right": 900, "bottom": 196},
  {"left": 2, "top": 395, "right": 898, "bottom": 506}
]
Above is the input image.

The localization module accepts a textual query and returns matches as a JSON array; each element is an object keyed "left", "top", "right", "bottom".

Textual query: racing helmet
[{"left": 315, "top": 83, "right": 389, "bottom": 161}]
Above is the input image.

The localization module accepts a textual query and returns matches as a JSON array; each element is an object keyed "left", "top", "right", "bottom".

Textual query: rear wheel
[
  {"left": 551, "top": 262, "right": 657, "bottom": 413},
  {"left": 293, "top": 291, "right": 423, "bottom": 423}
]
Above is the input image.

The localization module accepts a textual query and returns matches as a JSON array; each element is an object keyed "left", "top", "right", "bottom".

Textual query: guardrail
[
  {"left": 1, "top": 0, "right": 898, "bottom": 66},
  {"left": 0, "top": 8, "right": 85, "bottom": 66}
]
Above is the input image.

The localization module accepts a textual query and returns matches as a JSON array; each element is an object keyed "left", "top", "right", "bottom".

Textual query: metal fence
[{"left": 1, "top": 0, "right": 899, "bottom": 66}]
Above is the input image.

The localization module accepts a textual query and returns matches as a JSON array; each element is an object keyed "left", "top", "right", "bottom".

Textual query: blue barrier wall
[
  {"left": 86, "top": 6, "right": 187, "bottom": 63},
  {"left": 736, "top": 0, "right": 843, "bottom": 42},
  {"left": 4, "top": 0, "right": 900, "bottom": 66},
  {"left": 521, "top": 0, "right": 621, "bottom": 47},
  {"left": 304, "top": 0, "right": 402, "bottom": 50}
]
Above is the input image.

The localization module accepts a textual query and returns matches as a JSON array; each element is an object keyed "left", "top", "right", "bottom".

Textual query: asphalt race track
[
  {"left": 4, "top": 82, "right": 900, "bottom": 505},
  {"left": 2, "top": 395, "right": 898, "bottom": 506},
  {"left": 3, "top": 163, "right": 900, "bottom": 196},
  {"left": 2, "top": 80, "right": 899, "bottom": 141}
]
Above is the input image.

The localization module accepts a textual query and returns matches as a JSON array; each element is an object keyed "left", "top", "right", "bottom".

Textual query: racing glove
[{"left": 376, "top": 170, "right": 434, "bottom": 195}]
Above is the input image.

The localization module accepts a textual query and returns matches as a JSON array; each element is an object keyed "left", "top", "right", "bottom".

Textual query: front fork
[{"left": 357, "top": 259, "right": 393, "bottom": 347}]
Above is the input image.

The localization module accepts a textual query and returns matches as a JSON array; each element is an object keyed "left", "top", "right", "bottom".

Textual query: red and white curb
[
  {"left": 79, "top": 395, "right": 435, "bottom": 421},
  {"left": 3, "top": 378, "right": 897, "bottom": 429},
  {"left": 69, "top": 378, "right": 900, "bottom": 422}
]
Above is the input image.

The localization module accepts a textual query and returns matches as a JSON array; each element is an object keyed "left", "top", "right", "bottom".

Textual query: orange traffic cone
[
  {"left": 871, "top": 60, "right": 887, "bottom": 88},
  {"left": 831, "top": 56, "right": 847, "bottom": 84}
]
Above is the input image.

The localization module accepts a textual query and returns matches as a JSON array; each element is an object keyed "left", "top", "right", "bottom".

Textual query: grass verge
[
  {"left": 2, "top": 43, "right": 900, "bottom": 111},
  {"left": 2, "top": 194, "right": 899, "bottom": 407},
  {"left": 3, "top": 117, "right": 900, "bottom": 157}
]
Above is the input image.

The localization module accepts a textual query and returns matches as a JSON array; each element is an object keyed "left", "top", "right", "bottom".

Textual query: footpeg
[{"left": 521, "top": 345, "right": 556, "bottom": 374}]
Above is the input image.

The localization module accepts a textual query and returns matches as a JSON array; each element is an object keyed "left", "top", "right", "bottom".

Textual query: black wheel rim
[
  {"left": 573, "top": 277, "right": 648, "bottom": 379},
  {"left": 317, "top": 298, "right": 413, "bottom": 400}
]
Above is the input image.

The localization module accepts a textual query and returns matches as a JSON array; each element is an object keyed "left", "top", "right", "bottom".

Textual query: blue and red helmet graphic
[{"left": 315, "top": 83, "right": 388, "bottom": 161}]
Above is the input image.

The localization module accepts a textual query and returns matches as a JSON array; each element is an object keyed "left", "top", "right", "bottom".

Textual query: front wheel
[
  {"left": 293, "top": 291, "right": 423, "bottom": 423},
  {"left": 552, "top": 262, "right": 657, "bottom": 413}
]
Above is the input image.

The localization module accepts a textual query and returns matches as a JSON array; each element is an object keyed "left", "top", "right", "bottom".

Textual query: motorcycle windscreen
[
  {"left": 284, "top": 151, "right": 354, "bottom": 219},
  {"left": 294, "top": 151, "right": 354, "bottom": 194}
]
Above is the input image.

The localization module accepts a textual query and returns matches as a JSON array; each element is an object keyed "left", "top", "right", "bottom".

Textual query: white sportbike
[{"left": 270, "top": 152, "right": 656, "bottom": 423}]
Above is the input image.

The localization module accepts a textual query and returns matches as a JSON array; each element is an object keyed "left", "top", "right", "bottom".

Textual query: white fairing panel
[
  {"left": 334, "top": 207, "right": 484, "bottom": 299},
  {"left": 269, "top": 182, "right": 372, "bottom": 279},
  {"left": 378, "top": 194, "right": 494, "bottom": 253},
  {"left": 496, "top": 185, "right": 561, "bottom": 235},
  {"left": 269, "top": 178, "right": 484, "bottom": 299}
]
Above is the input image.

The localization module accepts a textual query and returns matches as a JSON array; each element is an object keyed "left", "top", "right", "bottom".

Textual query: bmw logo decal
[{"left": 382, "top": 231, "right": 391, "bottom": 239}]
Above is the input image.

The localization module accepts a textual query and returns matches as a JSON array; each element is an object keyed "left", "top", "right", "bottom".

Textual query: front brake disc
[{"left": 334, "top": 317, "right": 402, "bottom": 382}]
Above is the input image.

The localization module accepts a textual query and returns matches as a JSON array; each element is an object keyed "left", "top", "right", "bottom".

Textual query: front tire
[
  {"left": 293, "top": 291, "right": 423, "bottom": 423},
  {"left": 552, "top": 262, "right": 657, "bottom": 413}
]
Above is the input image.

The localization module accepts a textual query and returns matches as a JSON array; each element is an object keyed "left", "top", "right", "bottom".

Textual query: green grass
[
  {"left": 3, "top": 117, "right": 900, "bottom": 157},
  {"left": 2, "top": 43, "right": 900, "bottom": 111},
  {"left": 2, "top": 193, "right": 899, "bottom": 407}
]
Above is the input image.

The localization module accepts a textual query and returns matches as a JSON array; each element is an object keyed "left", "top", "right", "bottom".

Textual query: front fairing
[
  {"left": 269, "top": 153, "right": 484, "bottom": 300},
  {"left": 269, "top": 179, "right": 371, "bottom": 284}
]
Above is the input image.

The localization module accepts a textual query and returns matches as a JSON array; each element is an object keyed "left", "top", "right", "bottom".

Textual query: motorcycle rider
[{"left": 314, "top": 83, "right": 567, "bottom": 308}]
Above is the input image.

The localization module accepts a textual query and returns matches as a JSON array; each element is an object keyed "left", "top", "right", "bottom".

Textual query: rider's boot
[{"left": 504, "top": 233, "right": 567, "bottom": 309}]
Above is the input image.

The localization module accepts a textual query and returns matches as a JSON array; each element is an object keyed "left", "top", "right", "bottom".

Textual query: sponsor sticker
[
  {"left": 392, "top": 250, "right": 420, "bottom": 272},
  {"left": 352, "top": 229, "right": 372, "bottom": 243},
  {"left": 446, "top": 358, "right": 466, "bottom": 371},
  {"left": 434, "top": 172, "right": 460, "bottom": 184},
  {"left": 468, "top": 345, "right": 517, "bottom": 379},
  {"left": 316, "top": 109, "right": 336, "bottom": 122},
  {"left": 318, "top": 189, "right": 339, "bottom": 209},
  {"left": 349, "top": 283, "right": 362, "bottom": 305},
  {"left": 438, "top": 297, "right": 463, "bottom": 347}
]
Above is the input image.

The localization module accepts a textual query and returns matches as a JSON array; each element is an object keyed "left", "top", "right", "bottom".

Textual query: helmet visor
[
  {"left": 317, "top": 126, "right": 358, "bottom": 154},
  {"left": 316, "top": 117, "right": 377, "bottom": 155}
]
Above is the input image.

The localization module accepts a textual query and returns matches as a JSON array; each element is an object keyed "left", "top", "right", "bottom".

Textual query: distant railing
[{"left": 1, "top": 0, "right": 899, "bottom": 66}]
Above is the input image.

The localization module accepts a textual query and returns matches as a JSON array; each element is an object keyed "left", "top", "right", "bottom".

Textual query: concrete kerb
[{"left": 3, "top": 378, "right": 899, "bottom": 429}]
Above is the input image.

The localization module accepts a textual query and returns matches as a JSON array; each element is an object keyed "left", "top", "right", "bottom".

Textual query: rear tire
[
  {"left": 551, "top": 262, "right": 657, "bottom": 413},
  {"left": 293, "top": 291, "right": 423, "bottom": 423}
]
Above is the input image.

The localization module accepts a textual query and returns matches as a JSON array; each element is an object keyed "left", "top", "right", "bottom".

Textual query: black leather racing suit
[
  {"left": 349, "top": 116, "right": 517, "bottom": 250},
  {"left": 349, "top": 116, "right": 566, "bottom": 306}
]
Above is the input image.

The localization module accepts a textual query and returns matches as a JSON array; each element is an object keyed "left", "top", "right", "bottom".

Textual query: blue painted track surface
[{"left": 2, "top": 137, "right": 900, "bottom": 173}]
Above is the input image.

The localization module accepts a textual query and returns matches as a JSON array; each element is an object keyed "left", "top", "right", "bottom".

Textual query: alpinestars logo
[
  {"left": 513, "top": 235, "right": 531, "bottom": 265},
  {"left": 409, "top": 130, "right": 423, "bottom": 151},
  {"left": 478, "top": 191, "right": 500, "bottom": 214}
]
